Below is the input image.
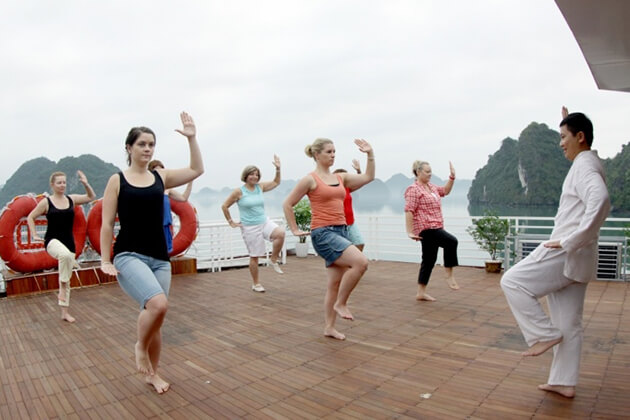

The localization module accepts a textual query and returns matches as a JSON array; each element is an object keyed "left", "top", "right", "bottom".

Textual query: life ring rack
[{"left": 0, "top": 194, "right": 87, "bottom": 273}]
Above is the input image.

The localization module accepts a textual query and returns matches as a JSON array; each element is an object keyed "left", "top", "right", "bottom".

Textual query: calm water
[
  {"left": 188, "top": 196, "right": 562, "bottom": 267},
  {"left": 189, "top": 196, "right": 558, "bottom": 223}
]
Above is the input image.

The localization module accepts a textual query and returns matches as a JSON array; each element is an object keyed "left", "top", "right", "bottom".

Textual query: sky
[{"left": 1, "top": 0, "right": 629, "bottom": 191}]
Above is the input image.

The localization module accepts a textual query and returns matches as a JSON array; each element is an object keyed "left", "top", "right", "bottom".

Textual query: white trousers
[
  {"left": 500, "top": 247, "right": 588, "bottom": 386},
  {"left": 46, "top": 239, "right": 78, "bottom": 307}
]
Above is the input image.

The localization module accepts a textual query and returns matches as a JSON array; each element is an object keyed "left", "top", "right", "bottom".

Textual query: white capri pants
[
  {"left": 240, "top": 219, "right": 279, "bottom": 258},
  {"left": 46, "top": 239, "right": 79, "bottom": 307},
  {"left": 500, "top": 247, "right": 588, "bottom": 386}
]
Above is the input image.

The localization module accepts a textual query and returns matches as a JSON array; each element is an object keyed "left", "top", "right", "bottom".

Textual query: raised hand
[
  {"left": 561, "top": 106, "right": 569, "bottom": 119},
  {"left": 272, "top": 154, "right": 281, "bottom": 169},
  {"left": 175, "top": 111, "right": 196, "bottom": 138},
  {"left": 352, "top": 159, "right": 361, "bottom": 174},
  {"left": 77, "top": 170, "right": 88, "bottom": 185},
  {"left": 354, "top": 138, "right": 373, "bottom": 155},
  {"left": 449, "top": 161, "right": 456, "bottom": 178}
]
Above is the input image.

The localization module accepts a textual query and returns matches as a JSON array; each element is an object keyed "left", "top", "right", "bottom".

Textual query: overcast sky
[{"left": 1, "top": 0, "right": 629, "bottom": 190}]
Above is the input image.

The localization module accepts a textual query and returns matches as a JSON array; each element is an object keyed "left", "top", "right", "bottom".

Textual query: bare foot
[
  {"left": 135, "top": 342, "right": 154, "bottom": 375},
  {"left": 538, "top": 383, "right": 575, "bottom": 398},
  {"left": 333, "top": 304, "right": 354, "bottom": 321},
  {"left": 61, "top": 313, "right": 76, "bottom": 323},
  {"left": 522, "top": 337, "right": 563, "bottom": 357},
  {"left": 146, "top": 374, "right": 170, "bottom": 394},
  {"left": 444, "top": 277, "right": 459, "bottom": 290},
  {"left": 324, "top": 328, "right": 346, "bottom": 340},
  {"left": 416, "top": 293, "right": 436, "bottom": 301}
]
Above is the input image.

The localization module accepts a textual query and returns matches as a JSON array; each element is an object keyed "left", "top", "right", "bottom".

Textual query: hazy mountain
[
  {"left": 0, "top": 155, "right": 120, "bottom": 207},
  {"left": 467, "top": 121, "right": 629, "bottom": 214},
  {"left": 468, "top": 123, "right": 571, "bottom": 207},
  {"left": 191, "top": 173, "right": 472, "bottom": 213},
  {"left": 603, "top": 142, "right": 630, "bottom": 214}
]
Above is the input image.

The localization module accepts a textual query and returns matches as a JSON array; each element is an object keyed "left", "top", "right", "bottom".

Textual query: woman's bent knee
[
  {"left": 146, "top": 294, "right": 168, "bottom": 314},
  {"left": 272, "top": 229, "right": 285, "bottom": 241},
  {"left": 356, "top": 255, "right": 368, "bottom": 273}
]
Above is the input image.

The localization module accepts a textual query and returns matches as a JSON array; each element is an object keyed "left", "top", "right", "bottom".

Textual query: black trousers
[{"left": 418, "top": 228, "right": 458, "bottom": 285}]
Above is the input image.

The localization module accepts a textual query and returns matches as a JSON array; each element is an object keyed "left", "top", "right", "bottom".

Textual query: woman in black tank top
[
  {"left": 100, "top": 112, "right": 204, "bottom": 394},
  {"left": 27, "top": 170, "right": 96, "bottom": 323}
]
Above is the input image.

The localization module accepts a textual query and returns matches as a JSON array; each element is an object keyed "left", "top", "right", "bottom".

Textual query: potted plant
[
  {"left": 293, "top": 199, "right": 311, "bottom": 257},
  {"left": 467, "top": 210, "right": 510, "bottom": 273}
]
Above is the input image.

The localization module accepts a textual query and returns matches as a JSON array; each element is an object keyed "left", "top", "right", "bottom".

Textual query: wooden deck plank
[{"left": 0, "top": 257, "right": 628, "bottom": 418}]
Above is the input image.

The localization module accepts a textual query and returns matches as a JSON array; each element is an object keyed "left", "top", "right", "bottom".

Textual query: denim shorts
[
  {"left": 310, "top": 225, "right": 352, "bottom": 267},
  {"left": 114, "top": 252, "right": 171, "bottom": 310},
  {"left": 346, "top": 223, "right": 364, "bottom": 246}
]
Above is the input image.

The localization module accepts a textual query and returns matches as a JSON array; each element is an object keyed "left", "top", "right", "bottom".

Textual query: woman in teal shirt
[{"left": 222, "top": 155, "right": 285, "bottom": 292}]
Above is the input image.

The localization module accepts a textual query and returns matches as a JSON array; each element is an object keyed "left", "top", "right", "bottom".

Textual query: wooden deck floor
[{"left": 1, "top": 256, "right": 629, "bottom": 419}]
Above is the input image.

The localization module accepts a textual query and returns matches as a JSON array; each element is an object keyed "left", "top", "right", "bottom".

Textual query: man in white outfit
[{"left": 500, "top": 107, "right": 610, "bottom": 398}]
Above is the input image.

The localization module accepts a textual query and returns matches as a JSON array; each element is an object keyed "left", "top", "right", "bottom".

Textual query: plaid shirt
[{"left": 404, "top": 182, "right": 445, "bottom": 234}]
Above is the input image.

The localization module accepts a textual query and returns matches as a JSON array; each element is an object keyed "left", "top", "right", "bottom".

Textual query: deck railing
[
  {"left": 1, "top": 215, "right": 628, "bottom": 290},
  {"left": 186, "top": 217, "right": 287, "bottom": 272},
  {"left": 186, "top": 214, "right": 629, "bottom": 280}
]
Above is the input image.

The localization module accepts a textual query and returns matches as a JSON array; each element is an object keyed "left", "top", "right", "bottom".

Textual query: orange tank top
[{"left": 307, "top": 172, "right": 347, "bottom": 230}]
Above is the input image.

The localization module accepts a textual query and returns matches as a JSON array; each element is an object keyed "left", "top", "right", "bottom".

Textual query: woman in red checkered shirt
[{"left": 404, "top": 160, "right": 459, "bottom": 301}]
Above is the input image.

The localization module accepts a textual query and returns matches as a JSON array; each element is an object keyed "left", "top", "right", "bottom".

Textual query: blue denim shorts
[
  {"left": 346, "top": 223, "right": 364, "bottom": 246},
  {"left": 310, "top": 225, "right": 352, "bottom": 267},
  {"left": 114, "top": 252, "right": 171, "bottom": 310}
]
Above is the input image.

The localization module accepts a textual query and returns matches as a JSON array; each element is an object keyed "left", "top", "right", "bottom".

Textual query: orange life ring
[
  {"left": 169, "top": 198, "right": 198, "bottom": 257},
  {"left": 0, "top": 194, "right": 87, "bottom": 273},
  {"left": 86, "top": 199, "right": 114, "bottom": 259},
  {"left": 86, "top": 197, "right": 197, "bottom": 258}
]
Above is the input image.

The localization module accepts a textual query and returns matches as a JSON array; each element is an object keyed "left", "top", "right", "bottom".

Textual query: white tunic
[{"left": 529, "top": 150, "right": 610, "bottom": 282}]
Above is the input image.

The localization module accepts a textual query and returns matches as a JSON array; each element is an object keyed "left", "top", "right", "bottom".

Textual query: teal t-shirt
[{"left": 237, "top": 184, "right": 267, "bottom": 225}]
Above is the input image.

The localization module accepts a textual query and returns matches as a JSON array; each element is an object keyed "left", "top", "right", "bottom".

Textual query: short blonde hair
[
  {"left": 241, "top": 165, "right": 260, "bottom": 182},
  {"left": 305, "top": 138, "right": 333, "bottom": 159},
  {"left": 412, "top": 160, "right": 429, "bottom": 176},
  {"left": 49, "top": 171, "right": 66, "bottom": 185}
]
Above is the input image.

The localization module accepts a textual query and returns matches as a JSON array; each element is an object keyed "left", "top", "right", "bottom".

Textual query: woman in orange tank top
[{"left": 283, "top": 138, "right": 375, "bottom": 340}]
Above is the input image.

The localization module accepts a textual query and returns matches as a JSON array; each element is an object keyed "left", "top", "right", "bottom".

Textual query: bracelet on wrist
[{"left": 449, "top": 175, "right": 455, "bottom": 180}]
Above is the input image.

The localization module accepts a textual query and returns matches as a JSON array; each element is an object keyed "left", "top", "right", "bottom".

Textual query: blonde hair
[
  {"left": 49, "top": 171, "right": 66, "bottom": 185},
  {"left": 241, "top": 165, "right": 260, "bottom": 182},
  {"left": 305, "top": 138, "right": 333, "bottom": 159},
  {"left": 412, "top": 160, "right": 430, "bottom": 176},
  {"left": 148, "top": 159, "right": 164, "bottom": 171}
]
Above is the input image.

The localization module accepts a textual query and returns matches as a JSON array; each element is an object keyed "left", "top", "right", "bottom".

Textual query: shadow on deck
[{"left": 1, "top": 256, "right": 628, "bottom": 419}]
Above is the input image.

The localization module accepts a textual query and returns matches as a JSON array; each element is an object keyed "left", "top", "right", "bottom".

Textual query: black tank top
[
  {"left": 113, "top": 171, "right": 169, "bottom": 261},
  {"left": 44, "top": 196, "right": 76, "bottom": 252}
]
